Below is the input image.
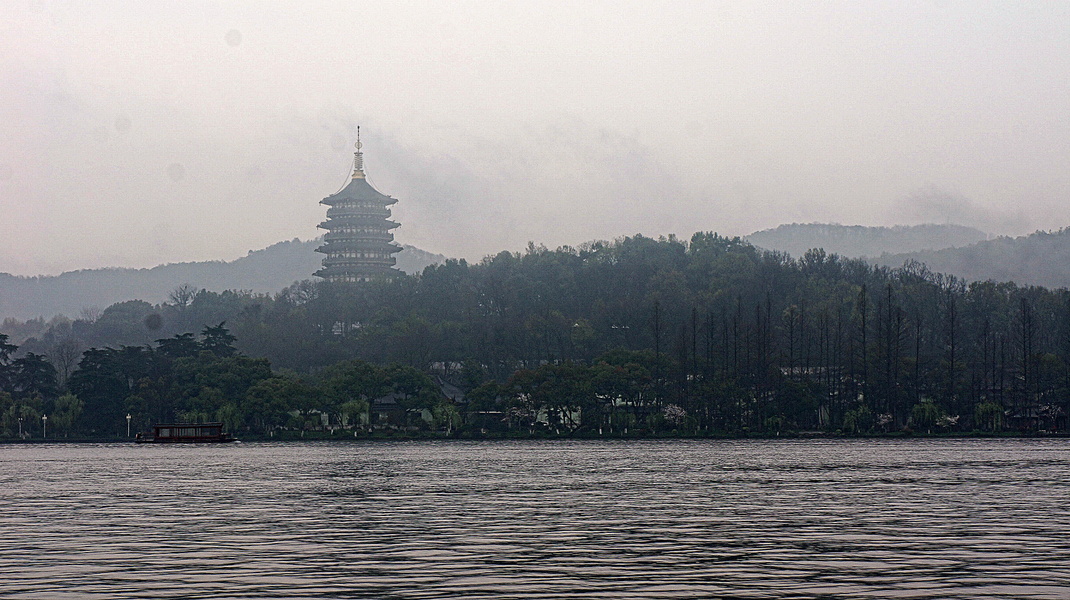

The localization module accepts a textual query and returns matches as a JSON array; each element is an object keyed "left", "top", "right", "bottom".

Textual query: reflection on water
[{"left": 1, "top": 439, "right": 1068, "bottom": 599}]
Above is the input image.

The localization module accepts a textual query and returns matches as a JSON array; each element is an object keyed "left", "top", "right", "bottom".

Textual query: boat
[{"left": 136, "top": 422, "right": 236, "bottom": 443}]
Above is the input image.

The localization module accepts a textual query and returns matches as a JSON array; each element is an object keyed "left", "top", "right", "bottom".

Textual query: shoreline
[{"left": 3, "top": 430, "right": 1068, "bottom": 444}]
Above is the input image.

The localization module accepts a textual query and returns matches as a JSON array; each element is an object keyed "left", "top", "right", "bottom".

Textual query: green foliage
[
  {"left": 508, "top": 362, "right": 593, "bottom": 432},
  {"left": 243, "top": 376, "right": 308, "bottom": 432},
  {"left": 382, "top": 364, "right": 438, "bottom": 413},
  {"left": 974, "top": 402, "right": 1003, "bottom": 432},
  {"left": 320, "top": 360, "right": 386, "bottom": 402},
  {"left": 67, "top": 348, "right": 131, "bottom": 434},
  {"left": 843, "top": 405, "right": 874, "bottom": 434},
  {"left": 339, "top": 399, "right": 369, "bottom": 428},
  {"left": 156, "top": 333, "right": 199, "bottom": 359},
  {"left": 458, "top": 360, "right": 490, "bottom": 392},
  {"left": 200, "top": 322, "right": 238, "bottom": 357},
  {"left": 10, "top": 353, "right": 57, "bottom": 399},
  {"left": 0, "top": 391, "right": 43, "bottom": 438},
  {"left": 0, "top": 333, "right": 17, "bottom": 391},
  {"left": 431, "top": 401, "right": 461, "bottom": 433},
  {"left": 763, "top": 415, "right": 786, "bottom": 434},
  {"left": 51, "top": 393, "right": 84, "bottom": 437},
  {"left": 0, "top": 333, "right": 15, "bottom": 363},
  {"left": 911, "top": 399, "right": 946, "bottom": 432}
]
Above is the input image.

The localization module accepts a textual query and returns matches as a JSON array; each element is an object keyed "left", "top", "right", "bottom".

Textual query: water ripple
[{"left": 1, "top": 439, "right": 1068, "bottom": 598}]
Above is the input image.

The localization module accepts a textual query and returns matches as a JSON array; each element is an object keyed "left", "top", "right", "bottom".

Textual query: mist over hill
[
  {"left": 745, "top": 223, "right": 989, "bottom": 259},
  {"left": 745, "top": 223, "right": 1070, "bottom": 289},
  {"left": 872, "top": 228, "right": 1070, "bottom": 289},
  {"left": 0, "top": 240, "right": 446, "bottom": 320},
  {"left": 7, "top": 224, "right": 1070, "bottom": 322}
]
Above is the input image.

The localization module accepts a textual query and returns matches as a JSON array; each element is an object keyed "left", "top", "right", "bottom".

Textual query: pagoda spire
[{"left": 352, "top": 126, "right": 365, "bottom": 179}]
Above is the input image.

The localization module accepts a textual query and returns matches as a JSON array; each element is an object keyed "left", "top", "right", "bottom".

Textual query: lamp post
[
  {"left": 42, "top": 414, "right": 47, "bottom": 438},
  {"left": 126, "top": 414, "right": 132, "bottom": 438},
  {"left": 17, "top": 417, "right": 23, "bottom": 439}
]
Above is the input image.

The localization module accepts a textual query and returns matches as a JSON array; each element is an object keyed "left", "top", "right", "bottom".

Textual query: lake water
[{"left": 1, "top": 439, "right": 1068, "bottom": 599}]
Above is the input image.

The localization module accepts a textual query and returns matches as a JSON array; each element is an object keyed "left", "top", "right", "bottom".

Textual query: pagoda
[{"left": 314, "top": 129, "right": 402, "bottom": 283}]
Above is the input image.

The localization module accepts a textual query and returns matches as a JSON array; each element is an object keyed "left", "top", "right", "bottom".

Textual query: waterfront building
[{"left": 314, "top": 130, "right": 402, "bottom": 282}]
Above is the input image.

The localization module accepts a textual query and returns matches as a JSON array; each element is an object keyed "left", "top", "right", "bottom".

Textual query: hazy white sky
[{"left": 2, "top": 1, "right": 1068, "bottom": 275}]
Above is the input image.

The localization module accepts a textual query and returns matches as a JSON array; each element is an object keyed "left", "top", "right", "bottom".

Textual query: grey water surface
[{"left": 1, "top": 439, "right": 1068, "bottom": 599}]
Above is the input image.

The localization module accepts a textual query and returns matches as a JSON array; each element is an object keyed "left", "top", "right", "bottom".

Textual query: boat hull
[
  {"left": 135, "top": 436, "right": 236, "bottom": 443},
  {"left": 136, "top": 422, "right": 237, "bottom": 444}
]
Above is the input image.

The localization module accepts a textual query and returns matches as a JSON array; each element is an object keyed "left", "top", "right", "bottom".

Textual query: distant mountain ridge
[
  {"left": 746, "top": 223, "right": 989, "bottom": 259},
  {"left": 8, "top": 224, "right": 1070, "bottom": 321},
  {"left": 0, "top": 239, "right": 447, "bottom": 320},
  {"left": 747, "top": 222, "right": 1070, "bottom": 289},
  {"left": 872, "top": 228, "right": 1070, "bottom": 289}
]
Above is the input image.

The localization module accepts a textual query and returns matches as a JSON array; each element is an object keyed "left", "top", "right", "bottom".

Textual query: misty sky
[{"left": 2, "top": 1, "right": 1069, "bottom": 276}]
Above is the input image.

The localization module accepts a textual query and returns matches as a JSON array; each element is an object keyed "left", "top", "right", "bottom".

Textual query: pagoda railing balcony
[
  {"left": 318, "top": 219, "right": 400, "bottom": 230},
  {"left": 320, "top": 238, "right": 396, "bottom": 248},
  {"left": 323, "top": 254, "right": 400, "bottom": 266},
  {"left": 321, "top": 228, "right": 393, "bottom": 238},
  {"left": 316, "top": 241, "right": 401, "bottom": 254},
  {"left": 326, "top": 206, "right": 391, "bottom": 219},
  {"left": 317, "top": 241, "right": 399, "bottom": 251},
  {"left": 327, "top": 217, "right": 399, "bottom": 229},
  {"left": 321, "top": 226, "right": 398, "bottom": 238}
]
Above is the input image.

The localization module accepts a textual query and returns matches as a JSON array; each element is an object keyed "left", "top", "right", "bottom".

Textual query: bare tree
[
  {"left": 169, "top": 283, "right": 198, "bottom": 309},
  {"left": 46, "top": 337, "right": 84, "bottom": 390},
  {"left": 79, "top": 306, "right": 102, "bottom": 323}
]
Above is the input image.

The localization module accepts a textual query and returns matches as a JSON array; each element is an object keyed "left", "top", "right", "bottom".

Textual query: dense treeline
[
  {"left": 1, "top": 324, "right": 453, "bottom": 437},
  {"left": 3, "top": 232, "right": 1069, "bottom": 438}
]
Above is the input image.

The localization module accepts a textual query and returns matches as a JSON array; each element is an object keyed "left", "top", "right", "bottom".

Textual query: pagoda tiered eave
[
  {"left": 321, "top": 196, "right": 398, "bottom": 207},
  {"left": 320, "top": 177, "right": 398, "bottom": 206}
]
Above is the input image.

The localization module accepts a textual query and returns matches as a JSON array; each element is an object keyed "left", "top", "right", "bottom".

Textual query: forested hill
[
  {"left": 0, "top": 240, "right": 446, "bottom": 320},
  {"left": 871, "top": 228, "right": 1070, "bottom": 289},
  {"left": 746, "top": 223, "right": 988, "bottom": 259},
  {"left": 6, "top": 232, "right": 1070, "bottom": 438}
]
